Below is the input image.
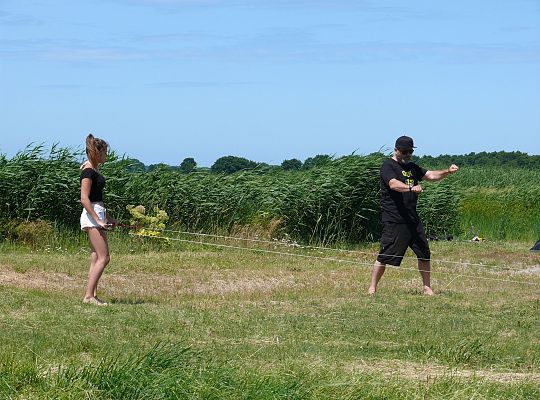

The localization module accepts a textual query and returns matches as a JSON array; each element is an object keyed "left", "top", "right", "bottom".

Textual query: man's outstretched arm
[{"left": 423, "top": 164, "right": 459, "bottom": 182}]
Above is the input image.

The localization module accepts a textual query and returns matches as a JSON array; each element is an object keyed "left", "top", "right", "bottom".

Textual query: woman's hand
[
  {"left": 96, "top": 219, "right": 110, "bottom": 230},
  {"left": 106, "top": 217, "right": 118, "bottom": 230}
]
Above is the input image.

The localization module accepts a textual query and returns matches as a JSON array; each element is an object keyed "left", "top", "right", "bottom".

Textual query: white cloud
[
  {"left": 0, "top": 10, "right": 43, "bottom": 26},
  {"left": 147, "top": 80, "right": 259, "bottom": 87},
  {"left": 44, "top": 47, "right": 147, "bottom": 62}
]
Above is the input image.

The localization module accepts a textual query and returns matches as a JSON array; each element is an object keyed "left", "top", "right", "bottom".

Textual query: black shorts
[{"left": 376, "top": 222, "right": 430, "bottom": 266}]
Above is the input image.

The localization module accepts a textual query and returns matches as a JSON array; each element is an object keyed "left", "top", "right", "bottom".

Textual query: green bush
[
  {"left": 14, "top": 219, "right": 55, "bottom": 246},
  {"left": 0, "top": 220, "right": 18, "bottom": 241}
]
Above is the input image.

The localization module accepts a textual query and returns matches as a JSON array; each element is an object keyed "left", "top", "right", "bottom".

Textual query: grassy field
[{"left": 1, "top": 233, "right": 539, "bottom": 399}]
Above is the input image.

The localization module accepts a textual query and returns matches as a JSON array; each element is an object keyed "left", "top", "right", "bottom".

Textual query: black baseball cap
[{"left": 395, "top": 135, "right": 416, "bottom": 149}]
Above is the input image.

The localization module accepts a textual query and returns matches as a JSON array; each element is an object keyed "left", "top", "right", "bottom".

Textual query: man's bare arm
[{"left": 423, "top": 164, "right": 459, "bottom": 182}]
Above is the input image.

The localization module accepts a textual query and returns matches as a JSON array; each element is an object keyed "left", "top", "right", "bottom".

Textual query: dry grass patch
[
  {"left": 514, "top": 265, "right": 540, "bottom": 276},
  {"left": 0, "top": 267, "right": 80, "bottom": 292},
  {"left": 345, "top": 358, "right": 540, "bottom": 383},
  {"left": 0, "top": 265, "right": 309, "bottom": 300}
]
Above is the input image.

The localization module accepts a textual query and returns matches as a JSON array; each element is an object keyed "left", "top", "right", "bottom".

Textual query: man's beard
[{"left": 398, "top": 157, "right": 410, "bottom": 165}]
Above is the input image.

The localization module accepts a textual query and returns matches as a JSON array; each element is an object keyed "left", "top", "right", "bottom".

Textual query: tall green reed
[{"left": 2, "top": 145, "right": 538, "bottom": 245}]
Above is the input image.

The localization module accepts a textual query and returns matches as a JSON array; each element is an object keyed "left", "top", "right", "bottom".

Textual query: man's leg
[
  {"left": 369, "top": 223, "right": 408, "bottom": 295},
  {"left": 368, "top": 261, "right": 386, "bottom": 294},
  {"left": 411, "top": 222, "right": 434, "bottom": 296},
  {"left": 418, "top": 259, "right": 434, "bottom": 296}
]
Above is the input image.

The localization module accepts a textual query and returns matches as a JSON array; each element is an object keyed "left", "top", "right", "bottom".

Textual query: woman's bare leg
[
  {"left": 84, "top": 228, "right": 110, "bottom": 303},
  {"left": 89, "top": 250, "right": 98, "bottom": 296}
]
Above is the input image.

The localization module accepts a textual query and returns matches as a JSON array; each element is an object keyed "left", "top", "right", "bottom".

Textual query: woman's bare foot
[
  {"left": 367, "top": 286, "right": 377, "bottom": 295},
  {"left": 83, "top": 296, "right": 108, "bottom": 306}
]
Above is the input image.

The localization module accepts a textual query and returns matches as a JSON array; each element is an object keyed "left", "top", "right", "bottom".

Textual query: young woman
[{"left": 80, "top": 134, "right": 116, "bottom": 306}]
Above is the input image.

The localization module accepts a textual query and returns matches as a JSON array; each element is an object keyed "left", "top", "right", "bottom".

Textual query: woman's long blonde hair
[{"left": 84, "top": 134, "right": 108, "bottom": 169}]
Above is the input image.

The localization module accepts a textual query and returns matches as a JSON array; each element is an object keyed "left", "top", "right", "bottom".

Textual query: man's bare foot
[
  {"left": 368, "top": 286, "right": 377, "bottom": 295},
  {"left": 423, "top": 286, "right": 435, "bottom": 296}
]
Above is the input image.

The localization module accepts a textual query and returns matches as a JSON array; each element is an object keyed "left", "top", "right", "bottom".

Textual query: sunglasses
[{"left": 397, "top": 148, "right": 414, "bottom": 155}]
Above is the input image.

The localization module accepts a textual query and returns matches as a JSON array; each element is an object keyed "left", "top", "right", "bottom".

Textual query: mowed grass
[{"left": 1, "top": 235, "right": 539, "bottom": 399}]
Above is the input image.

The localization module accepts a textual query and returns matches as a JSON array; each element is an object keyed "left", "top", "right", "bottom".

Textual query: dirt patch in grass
[
  {"left": 0, "top": 268, "right": 80, "bottom": 291},
  {"left": 345, "top": 359, "right": 540, "bottom": 383},
  {"left": 514, "top": 265, "right": 540, "bottom": 276},
  {"left": 0, "top": 266, "right": 304, "bottom": 298},
  {"left": 106, "top": 271, "right": 303, "bottom": 298}
]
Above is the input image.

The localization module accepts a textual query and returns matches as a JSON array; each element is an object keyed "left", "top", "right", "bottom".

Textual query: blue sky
[{"left": 1, "top": 0, "right": 539, "bottom": 166}]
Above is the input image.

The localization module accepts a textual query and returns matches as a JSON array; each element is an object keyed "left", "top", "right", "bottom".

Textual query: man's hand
[
  {"left": 424, "top": 165, "right": 458, "bottom": 182},
  {"left": 411, "top": 185, "right": 423, "bottom": 194}
]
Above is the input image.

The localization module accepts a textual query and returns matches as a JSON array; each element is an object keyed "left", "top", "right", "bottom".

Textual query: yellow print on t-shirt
[{"left": 402, "top": 170, "right": 414, "bottom": 186}]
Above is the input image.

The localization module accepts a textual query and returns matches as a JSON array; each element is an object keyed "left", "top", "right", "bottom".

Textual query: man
[{"left": 368, "top": 135, "right": 459, "bottom": 295}]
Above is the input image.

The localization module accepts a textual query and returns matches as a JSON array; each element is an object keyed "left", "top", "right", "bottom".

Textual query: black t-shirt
[
  {"left": 380, "top": 159, "right": 427, "bottom": 224},
  {"left": 80, "top": 168, "right": 106, "bottom": 202}
]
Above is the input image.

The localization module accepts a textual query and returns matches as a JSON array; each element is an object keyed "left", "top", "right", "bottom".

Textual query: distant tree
[
  {"left": 281, "top": 158, "right": 302, "bottom": 171},
  {"left": 211, "top": 156, "right": 257, "bottom": 174},
  {"left": 147, "top": 163, "right": 172, "bottom": 172},
  {"left": 302, "top": 154, "right": 332, "bottom": 170},
  {"left": 123, "top": 158, "right": 146, "bottom": 173},
  {"left": 256, "top": 162, "right": 270, "bottom": 169},
  {"left": 180, "top": 157, "right": 197, "bottom": 173}
]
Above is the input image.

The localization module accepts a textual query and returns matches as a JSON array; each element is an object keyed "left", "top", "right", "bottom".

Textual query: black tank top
[{"left": 80, "top": 168, "right": 105, "bottom": 202}]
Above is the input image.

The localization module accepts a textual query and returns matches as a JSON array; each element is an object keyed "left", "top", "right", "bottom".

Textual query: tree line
[
  {"left": 415, "top": 151, "right": 540, "bottom": 170},
  {"left": 129, "top": 151, "right": 540, "bottom": 175},
  {"left": 127, "top": 154, "right": 334, "bottom": 174}
]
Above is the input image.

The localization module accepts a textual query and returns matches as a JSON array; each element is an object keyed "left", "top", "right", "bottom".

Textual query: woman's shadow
[{"left": 109, "top": 297, "right": 148, "bottom": 305}]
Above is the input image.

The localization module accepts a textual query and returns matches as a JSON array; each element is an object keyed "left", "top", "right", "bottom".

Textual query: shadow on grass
[{"left": 109, "top": 297, "right": 148, "bottom": 305}]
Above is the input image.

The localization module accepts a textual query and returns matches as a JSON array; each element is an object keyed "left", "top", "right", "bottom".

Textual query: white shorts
[{"left": 80, "top": 203, "right": 107, "bottom": 230}]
